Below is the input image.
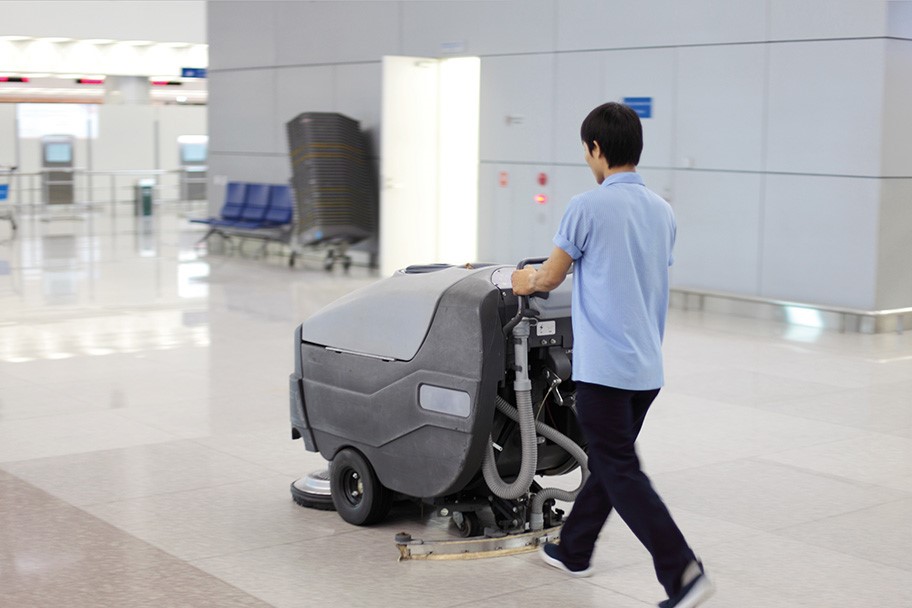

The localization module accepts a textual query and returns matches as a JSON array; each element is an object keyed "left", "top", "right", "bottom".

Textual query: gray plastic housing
[{"left": 290, "top": 266, "right": 506, "bottom": 498}]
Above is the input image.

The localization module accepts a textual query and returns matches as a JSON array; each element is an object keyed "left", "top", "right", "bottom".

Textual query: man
[{"left": 511, "top": 102, "right": 714, "bottom": 608}]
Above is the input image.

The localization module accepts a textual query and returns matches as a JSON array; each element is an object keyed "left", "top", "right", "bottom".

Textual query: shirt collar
[{"left": 600, "top": 172, "right": 643, "bottom": 187}]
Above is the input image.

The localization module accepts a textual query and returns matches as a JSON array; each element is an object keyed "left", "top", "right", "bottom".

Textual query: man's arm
[{"left": 511, "top": 246, "right": 574, "bottom": 296}]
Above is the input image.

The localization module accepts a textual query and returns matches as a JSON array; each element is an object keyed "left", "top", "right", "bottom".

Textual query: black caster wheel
[{"left": 452, "top": 511, "right": 482, "bottom": 538}]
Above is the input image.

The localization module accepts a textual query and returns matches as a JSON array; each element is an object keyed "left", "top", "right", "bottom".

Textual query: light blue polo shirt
[{"left": 553, "top": 172, "right": 676, "bottom": 390}]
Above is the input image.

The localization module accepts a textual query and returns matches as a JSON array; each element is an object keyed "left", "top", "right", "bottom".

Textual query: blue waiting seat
[
  {"left": 193, "top": 182, "right": 296, "bottom": 260},
  {"left": 221, "top": 183, "right": 271, "bottom": 228},
  {"left": 262, "top": 184, "right": 293, "bottom": 226},
  {"left": 190, "top": 181, "right": 248, "bottom": 226}
]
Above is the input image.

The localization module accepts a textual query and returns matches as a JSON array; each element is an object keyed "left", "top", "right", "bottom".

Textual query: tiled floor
[{"left": 1, "top": 207, "right": 910, "bottom": 607}]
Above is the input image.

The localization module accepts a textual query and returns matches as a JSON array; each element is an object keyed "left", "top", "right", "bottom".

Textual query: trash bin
[{"left": 134, "top": 179, "right": 155, "bottom": 216}]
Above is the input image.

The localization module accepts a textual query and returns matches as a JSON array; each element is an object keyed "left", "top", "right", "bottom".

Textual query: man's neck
[
  {"left": 605, "top": 163, "right": 637, "bottom": 176},
  {"left": 597, "top": 163, "right": 636, "bottom": 183}
]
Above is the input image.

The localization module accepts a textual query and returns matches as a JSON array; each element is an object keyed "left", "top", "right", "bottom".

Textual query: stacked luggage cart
[{"left": 286, "top": 112, "right": 378, "bottom": 270}]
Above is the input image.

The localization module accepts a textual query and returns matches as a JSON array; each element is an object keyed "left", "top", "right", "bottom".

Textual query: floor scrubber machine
[{"left": 289, "top": 260, "right": 588, "bottom": 557}]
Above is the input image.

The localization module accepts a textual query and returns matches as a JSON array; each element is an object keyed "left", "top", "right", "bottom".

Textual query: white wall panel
[
  {"left": 274, "top": 66, "right": 335, "bottom": 155},
  {"left": 479, "top": 55, "right": 555, "bottom": 163},
  {"left": 765, "top": 39, "right": 884, "bottom": 177},
  {"left": 476, "top": 164, "right": 511, "bottom": 263},
  {"left": 556, "top": 0, "right": 679, "bottom": 51},
  {"left": 477, "top": 163, "right": 560, "bottom": 263},
  {"left": 761, "top": 175, "right": 880, "bottom": 309},
  {"left": 274, "top": 2, "right": 399, "bottom": 66},
  {"left": 671, "top": 0, "right": 768, "bottom": 45},
  {"left": 769, "top": 0, "right": 890, "bottom": 40},
  {"left": 637, "top": 169, "right": 676, "bottom": 207},
  {"left": 888, "top": 0, "right": 912, "bottom": 37},
  {"left": 1, "top": 1, "right": 205, "bottom": 44},
  {"left": 334, "top": 63, "right": 384, "bottom": 156},
  {"left": 676, "top": 45, "right": 766, "bottom": 172},
  {"left": 554, "top": 52, "right": 604, "bottom": 165},
  {"left": 207, "top": 153, "right": 290, "bottom": 205},
  {"left": 557, "top": 0, "right": 766, "bottom": 50},
  {"left": 0, "top": 106, "right": 16, "bottom": 167},
  {"left": 882, "top": 40, "right": 912, "bottom": 177},
  {"left": 603, "top": 48, "right": 676, "bottom": 168},
  {"left": 155, "top": 105, "right": 207, "bottom": 171},
  {"left": 95, "top": 106, "right": 156, "bottom": 171},
  {"left": 671, "top": 171, "right": 763, "bottom": 294},
  {"left": 636, "top": 169, "right": 677, "bottom": 283},
  {"left": 208, "top": 70, "right": 277, "bottom": 155},
  {"left": 876, "top": 179, "right": 912, "bottom": 309},
  {"left": 401, "top": 0, "right": 554, "bottom": 57},
  {"left": 552, "top": 165, "right": 598, "bottom": 221},
  {"left": 208, "top": 2, "right": 276, "bottom": 70}
]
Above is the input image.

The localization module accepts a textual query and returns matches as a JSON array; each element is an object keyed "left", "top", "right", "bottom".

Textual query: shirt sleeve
[
  {"left": 553, "top": 197, "right": 587, "bottom": 260},
  {"left": 668, "top": 210, "right": 677, "bottom": 267}
]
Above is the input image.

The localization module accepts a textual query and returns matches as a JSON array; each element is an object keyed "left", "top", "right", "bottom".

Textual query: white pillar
[{"left": 104, "top": 76, "right": 150, "bottom": 105}]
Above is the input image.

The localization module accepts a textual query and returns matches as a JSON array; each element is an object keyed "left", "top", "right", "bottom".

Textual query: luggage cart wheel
[{"left": 329, "top": 448, "right": 393, "bottom": 526}]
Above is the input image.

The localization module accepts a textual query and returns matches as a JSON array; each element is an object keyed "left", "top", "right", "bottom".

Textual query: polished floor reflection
[{"left": 1, "top": 208, "right": 911, "bottom": 607}]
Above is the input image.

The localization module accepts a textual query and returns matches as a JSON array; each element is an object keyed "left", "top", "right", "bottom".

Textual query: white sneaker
[{"left": 658, "top": 560, "right": 715, "bottom": 608}]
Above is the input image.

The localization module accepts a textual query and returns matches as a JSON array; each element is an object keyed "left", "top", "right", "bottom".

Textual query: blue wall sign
[
  {"left": 623, "top": 97, "right": 653, "bottom": 119},
  {"left": 181, "top": 67, "right": 208, "bottom": 79}
]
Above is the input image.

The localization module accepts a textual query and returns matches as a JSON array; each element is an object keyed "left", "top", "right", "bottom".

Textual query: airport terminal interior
[
  {"left": 2, "top": 1, "right": 912, "bottom": 607},
  {"left": 2, "top": 205, "right": 911, "bottom": 607}
]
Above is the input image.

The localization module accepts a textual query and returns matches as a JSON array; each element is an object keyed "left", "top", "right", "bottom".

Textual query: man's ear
[{"left": 591, "top": 140, "right": 603, "bottom": 158}]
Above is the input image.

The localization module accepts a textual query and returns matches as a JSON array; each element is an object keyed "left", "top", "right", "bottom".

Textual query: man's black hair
[{"left": 580, "top": 102, "right": 643, "bottom": 167}]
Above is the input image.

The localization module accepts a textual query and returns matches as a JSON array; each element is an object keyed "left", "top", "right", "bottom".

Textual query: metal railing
[
  {"left": 3, "top": 168, "right": 209, "bottom": 218},
  {"left": 670, "top": 287, "right": 912, "bottom": 334}
]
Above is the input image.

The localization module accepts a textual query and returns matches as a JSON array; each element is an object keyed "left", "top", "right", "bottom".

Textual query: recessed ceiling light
[
  {"left": 38, "top": 37, "right": 74, "bottom": 43},
  {"left": 120, "top": 40, "right": 155, "bottom": 47},
  {"left": 80, "top": 38, "right": 116, "bottom": 45},
  {"left": 0, "top": 35, "right": 33, "bottom": 41},
  {"left": 160, "top": 42, "right": 192, "bottom": 48}
]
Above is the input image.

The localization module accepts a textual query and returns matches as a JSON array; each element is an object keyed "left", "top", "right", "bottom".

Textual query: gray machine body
[{"left": 290, "top": 265, "right": 574, "bottom": 500}]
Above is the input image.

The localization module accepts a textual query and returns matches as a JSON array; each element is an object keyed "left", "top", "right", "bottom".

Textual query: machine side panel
[
  {"left": 289, "top": 324, "right": 318, "bottom": 451},
  {"left": 300, "top": 275, "right": 504, "bottom": 498}
]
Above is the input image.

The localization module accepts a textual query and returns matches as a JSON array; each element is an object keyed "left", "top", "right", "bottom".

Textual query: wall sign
[
  {"left": 623, "top": 97, "right": 652, "bottom": 119},
  {"left": 181, "top": 67, "right": 208, "bottom": 79}
]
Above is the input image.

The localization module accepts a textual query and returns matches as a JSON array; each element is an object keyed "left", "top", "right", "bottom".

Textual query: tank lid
[{"left": 300, "top": 266, "right": 493, "bottom": 361}]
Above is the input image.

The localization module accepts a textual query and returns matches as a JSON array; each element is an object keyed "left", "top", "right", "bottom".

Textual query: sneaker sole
[
  {"left": 674, "top": 575, "right": 715, "bottom": 608},
  {"left": 538, "top": 546, "right": 593, "bottom": 578}
]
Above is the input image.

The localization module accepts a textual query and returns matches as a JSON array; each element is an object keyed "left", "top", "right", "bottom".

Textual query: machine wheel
[
  {"left": 452, "top": 511, "right": 482, "bottom": 538},
  {"left": 330, "top": 448, "right": 393, "bottom": 525}
]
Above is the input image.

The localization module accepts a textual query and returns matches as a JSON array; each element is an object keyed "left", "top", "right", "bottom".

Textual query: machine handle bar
[{"left": 504, "top": 258, "right": 550, "bottom": 336}]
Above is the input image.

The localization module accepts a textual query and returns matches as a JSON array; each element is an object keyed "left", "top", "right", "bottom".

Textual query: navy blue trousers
[{"left": 558, "top": 381, "right": 695, "bottom": 597}]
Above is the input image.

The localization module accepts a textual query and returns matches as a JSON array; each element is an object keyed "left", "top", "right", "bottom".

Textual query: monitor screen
[
  {"left": 44, "top": 142, "right": 73, "bottom": 164},
  {"left": 181, "top": 142, "right": 207, "bottom": 163}
]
